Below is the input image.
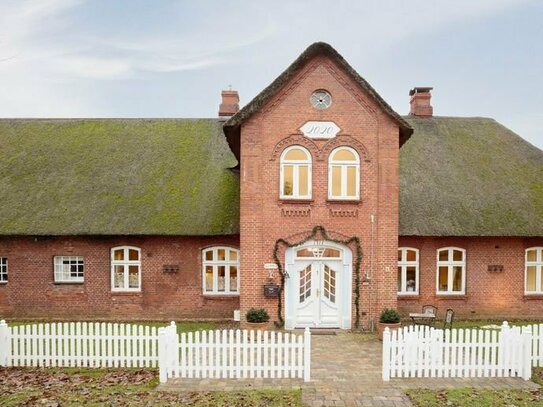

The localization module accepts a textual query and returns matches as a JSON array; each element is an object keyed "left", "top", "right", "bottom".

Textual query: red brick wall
[
  {"left": 238, "top": 54, "right": 401, "bottom": 329},
  {"left": 0, "top": 235, "right": 239, "bottom": 320},
  {"left": 398, "top": 236, "right": 543, "bottom": 320}
]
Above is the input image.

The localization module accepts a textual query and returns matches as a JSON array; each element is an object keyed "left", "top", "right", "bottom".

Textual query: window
[
  {"left": 111, "top": 246, "right": 141, "bottom": 292},
  {"left": 202, "top": 247, "right": 239, "bottom": 295},
  {"left": 280, "top": 146, "right": 312, "bottom": 199},
  {"left": 0, "top": 258, "right": 7, "bottom": 283},
  {"left": 436, "top": 247, "right": 466, "bottom": 295},
  {"left": 54, "top": 256, "right": 84, "bottom": 283},
  {"left": 328, "top": 147, "right": 360, "bottom": 200},
  {"left": 398, "top": 248, "right": 419, "bottom": 295},
  {"left": 526, "top": 247, "right": 543, "bottom": 294}
]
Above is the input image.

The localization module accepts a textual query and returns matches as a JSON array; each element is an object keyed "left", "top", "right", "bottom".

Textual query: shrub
[
  {"left": 246, "top": 308, "right": 270, "bottom": 323},
  {"left": 379, "top": 308, "right": 401, "bottom": 324}
]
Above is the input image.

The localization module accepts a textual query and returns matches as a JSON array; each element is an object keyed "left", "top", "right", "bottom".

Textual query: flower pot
[
  {"left": 246, "top": 321, "right": 270, "bottom": 332},
  {"left": 376, "top": 322, "right": 400, "bottom": 340}
]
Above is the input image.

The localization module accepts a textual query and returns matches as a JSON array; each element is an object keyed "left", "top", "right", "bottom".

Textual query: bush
[
  {"left": 246, "top": 308, "right": 270, "bottom": 323},
  {"left": 379, "top": 308, "right": 401, "bottom": 324}
]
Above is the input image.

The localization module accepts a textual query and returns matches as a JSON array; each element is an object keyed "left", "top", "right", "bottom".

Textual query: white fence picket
[
  {"left": 383, "top": 322, "right": 533, "bottom": 381},
  {"left": 0, "top": 320, "right": 160, "bottom": 369}
]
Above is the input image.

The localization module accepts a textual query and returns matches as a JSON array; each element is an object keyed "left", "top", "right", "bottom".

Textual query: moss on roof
[
  {"left": 0, "top": 119, "right": 239, "bottom": 235},
  {"left": 400, "top": 116, "right": 543, "bottom": 236}
]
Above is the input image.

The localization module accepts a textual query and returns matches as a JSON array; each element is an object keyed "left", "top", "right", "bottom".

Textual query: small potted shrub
[
  {"left": 377, "top": 308, "right": 401, "bottom": 340},
  {"left": 246, "top": 308, "right": 270, "bottom": 331}
]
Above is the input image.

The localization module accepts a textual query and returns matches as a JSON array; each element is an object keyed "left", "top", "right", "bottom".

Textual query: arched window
[
  {"left": 526, "top": 247, "right": 543, "bottom": 294},
  {"left": 398, "top": 248, "right": 419, "bottom": 295},
  {"left": 111, "top": 246, "right": 141, "bottom": 291},
  {"left": 202, "top": 247, "right": 240, "bottom": 295},
  {"left": 328, "top": 147, "right": 360, "bottom": 200},
  {"left": 280, "top": 146, "right": 312, "bottom": 199},
  {"left": 436, "top": 247, "right": 466, "bottom": 295}
]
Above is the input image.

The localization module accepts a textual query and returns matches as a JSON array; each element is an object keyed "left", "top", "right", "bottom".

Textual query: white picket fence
[
  {"left": 158, "top": 326, "right": 311, "bottom": 383},
  {"left": 529, "top": 323, "right": 543, "bottom": 367},
  {"left": 0, "top": 320, "right": 160, "bottom": 368},
  {"left": 382, "top": 322, "right": 532, "bottom": 381}
]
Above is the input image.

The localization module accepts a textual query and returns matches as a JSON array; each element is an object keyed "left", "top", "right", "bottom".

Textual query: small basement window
[
  {"left": 0, "top": 257, "right": 7, "bottom": 283},
  {"left": 54, "top": 256, "right": 84, "bottom": 283}
]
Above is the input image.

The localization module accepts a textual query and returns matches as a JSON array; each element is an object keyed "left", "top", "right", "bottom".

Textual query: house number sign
[{"left": 300, "top": 121, "right": 340, "bottom": 139}]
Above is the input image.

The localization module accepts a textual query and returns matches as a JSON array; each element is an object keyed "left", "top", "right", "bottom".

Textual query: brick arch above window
[
  {"left": 269, "top": 135, "right": 321, "bottom": 161},
  {"left": 321, "top": 135, "right": 370, "bottom": 162}
]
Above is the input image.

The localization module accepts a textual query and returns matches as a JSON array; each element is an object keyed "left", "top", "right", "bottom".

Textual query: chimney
[
  {"left": 218, "top": 89, "right": 240, "bottom": 117},
  {"left": 409, "top": 87, "right": 433, "bottom": 117}
]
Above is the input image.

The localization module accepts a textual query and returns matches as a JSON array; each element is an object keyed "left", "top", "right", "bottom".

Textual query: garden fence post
[
  {"left": 499, "top": 321, "right": 509, "bottom": 375},
  {"left": 158, "top": 327, "right": 168, "bottom": 383},
  {"left": 0, "top": 320, "right": 10, "bottom": 367},
  {"left": 382, "top": 327, "right": 390, "bottom": 381},
  {"left": 521, "top": 326, "right": 532, "bottom": 380},
  {"left": 169, "top": 321, "right": 179, "bottom": 377},
  {"left": 303, "top": 327, "right": 311, "bottom": 382}
]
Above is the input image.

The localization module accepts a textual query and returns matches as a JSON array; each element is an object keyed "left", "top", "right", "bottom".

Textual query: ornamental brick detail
[
  {"left": 281, "top": 207, "right": 311, "bottom": 217},
  {"left": 329, "top": 208, "right": 358, "bottom": 218}
]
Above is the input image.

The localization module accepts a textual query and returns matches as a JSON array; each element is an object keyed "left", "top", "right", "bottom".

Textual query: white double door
[{"left": 295, "top": 260, "right": 341, "bottom": 328}]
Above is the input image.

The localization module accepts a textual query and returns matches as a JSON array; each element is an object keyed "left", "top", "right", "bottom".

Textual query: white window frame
[
  {"left": 279, "top": 145, "right": 312, "bottom": 199},
  {"left": 54, "top": 256, "right": 84, "bottom": 283},
  {"left": 111, "top": 246, "right": 141, "bottom": 292},
  {"left": 436, "top": 247, "right": 466, "bottom": 295},
  {"left": 525, "top": 247, "right": 543, "bottom": 295},
  {"left": 397, "top": 247, "right": 419, "bottom": 296},
  {"left": 0, "top": 257, "right": 7, "bottom": 283},
  {"left": 202, "top": 246, "right": 240, "bottom": 296},
  {"left": 328, "top": 146, "right": 360, "bottom": 200}
]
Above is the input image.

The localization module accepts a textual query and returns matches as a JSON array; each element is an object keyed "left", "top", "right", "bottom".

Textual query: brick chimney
[
  {"left": 409, "top": 87, "right": 433, "bottom": 117},
  {"left": 218, "top": 89, "right": 240, "bottom": 117}
]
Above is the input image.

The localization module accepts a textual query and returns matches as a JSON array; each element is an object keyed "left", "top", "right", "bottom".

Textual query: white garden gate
[
  {"left": 382, "top": 322, "right": 532, "bottom": 381},
  {"left": 158, "top": 325, "right": 311, "bottom": 383}
]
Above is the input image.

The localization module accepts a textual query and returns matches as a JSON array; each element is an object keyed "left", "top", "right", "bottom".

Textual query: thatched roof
[
  {"left": 0, "top": 119, "right": 239, "bottom": 236},
  {"left": 224, "top": 42, "right": 413, "bottom": 159},
  {"left": 400, "top": 116, "right": 543, "bottom": 236}
]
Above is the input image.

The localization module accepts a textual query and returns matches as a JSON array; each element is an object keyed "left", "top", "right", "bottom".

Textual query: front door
[
  {"left": 294, "top": 260, "right": 342, "bottom": 328},
  {"left": 285, "top": 240, "right": 352, "bottom": 330}
]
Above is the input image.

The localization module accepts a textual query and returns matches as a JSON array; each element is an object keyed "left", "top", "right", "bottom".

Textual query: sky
[{"left": 0, "top": 0, "right": 542, "bottom": 149}]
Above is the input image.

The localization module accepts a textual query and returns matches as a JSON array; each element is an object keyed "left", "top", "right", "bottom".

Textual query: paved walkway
[{"left": 158, "top": 332, "right": 540, "bottom": 407}]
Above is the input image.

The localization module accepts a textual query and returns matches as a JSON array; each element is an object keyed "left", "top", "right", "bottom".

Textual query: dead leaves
[{"left": 0, "top": 367, "right": 303, "bottom": 406}]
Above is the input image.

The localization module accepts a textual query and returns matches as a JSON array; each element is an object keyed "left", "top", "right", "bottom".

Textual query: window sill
[
  {"left": 523, "top": 294, "right": 543, "bottom": 300},
  {"left": 202, "top": 293, "right": 240, "bottom": 298},
  {"left": 326, "top": 199, "right": 361, "bottom": 205},
  {"left": 111, "top": 291, "right": 142, "bottom": 296},
  {"left": 435, "top": 294, "right": 467, "bottom": 300},
  {"left": 54, "top": 281, "right": 84, "bottom": 285},
  {"left": 278, "top": 199, "right": 314, "bottom": 205},
  {"left": 0, "top": 281, "right": 7, "bottom": 285},
  {"left": 398, "top": 294, "right": 420, "bottom": 299}
]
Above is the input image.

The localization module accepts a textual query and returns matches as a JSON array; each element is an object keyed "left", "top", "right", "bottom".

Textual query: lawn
[
  {"left": 0, "top": 367, "right": 304, "bottom": 407},
  {"left": 4, "top": 320, "right": 230, "bottom": 335},
  {"left": 406, "top": 367, "right": 543, "bottom": 407}
]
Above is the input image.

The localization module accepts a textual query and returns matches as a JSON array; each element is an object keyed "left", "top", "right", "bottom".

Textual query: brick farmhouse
[{"left": 0, "top": 43, "right": 541, "bottom": 329}]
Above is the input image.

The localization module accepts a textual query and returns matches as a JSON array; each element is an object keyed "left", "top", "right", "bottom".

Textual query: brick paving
[{"left": 158, "top": 331, "right": 540, "bottom": 406}]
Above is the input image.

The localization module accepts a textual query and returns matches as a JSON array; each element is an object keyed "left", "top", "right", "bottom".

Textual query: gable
[{"left": 224, "top": 42, "right": 413, "bottom": 160}]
